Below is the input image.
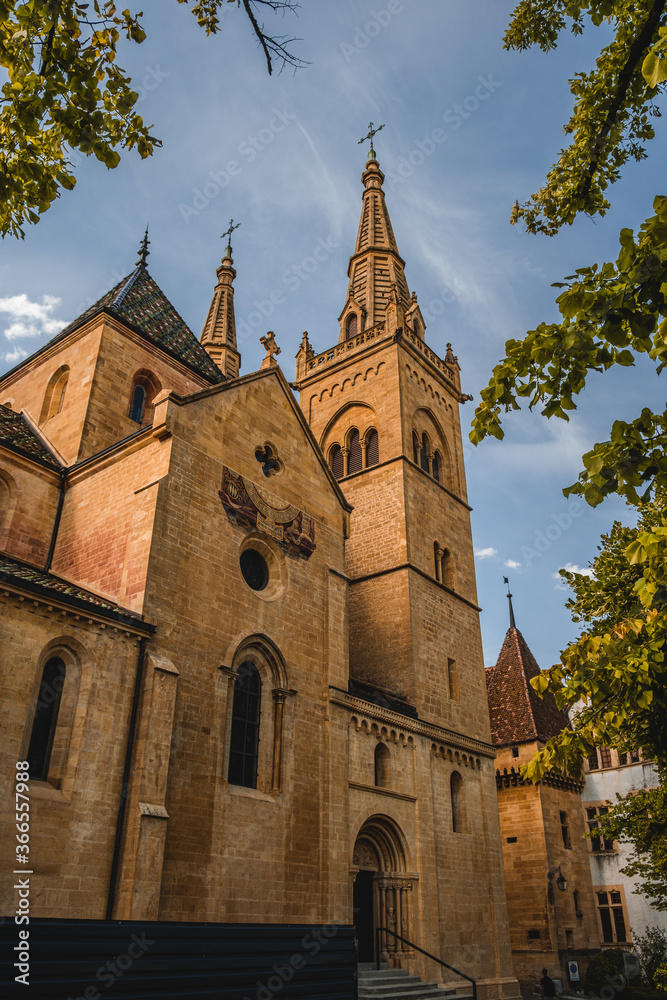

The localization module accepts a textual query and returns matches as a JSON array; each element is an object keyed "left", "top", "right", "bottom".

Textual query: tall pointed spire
[
  {"left": 338, "top": 145, "right": 412, "bottom": 340},
  {"left": 136, "top": 225, "right": 150, "bottom": 268},
  {"left": 200, "top": 223, "right": 241, "bottom": 379}
]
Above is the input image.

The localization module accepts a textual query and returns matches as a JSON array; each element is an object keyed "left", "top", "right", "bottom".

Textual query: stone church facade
[{"left": 0, "top": 152, "right": 519, "bottom": 996}]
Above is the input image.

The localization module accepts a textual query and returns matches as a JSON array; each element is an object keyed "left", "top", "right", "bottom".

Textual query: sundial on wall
[{"left": 219, "top": 467, "right": 316, "bottom": 557}]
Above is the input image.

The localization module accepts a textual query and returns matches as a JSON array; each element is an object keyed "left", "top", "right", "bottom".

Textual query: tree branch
[{"left": 581, "top": 0, "right": 667, "bottom": 199}]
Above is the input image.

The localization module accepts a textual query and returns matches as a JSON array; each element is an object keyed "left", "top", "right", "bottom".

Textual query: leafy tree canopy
[
  {"left": 522, "top": 498, "right": 667, "bottom": 780},
  {"left": 0, "top": 0, "right": 304, "bottom": 238},
  {"left": 505, "top": 1, "right": 667, "bottom": 236}
]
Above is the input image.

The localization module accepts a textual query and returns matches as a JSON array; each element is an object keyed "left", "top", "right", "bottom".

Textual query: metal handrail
[{"left": 375, "top": 927, "right": 477, "bottom": 1000}]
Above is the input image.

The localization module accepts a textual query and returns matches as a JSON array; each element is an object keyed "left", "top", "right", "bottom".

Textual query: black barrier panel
[{"left": 1, "top": 918, "right": 357, "bottom": 1000}]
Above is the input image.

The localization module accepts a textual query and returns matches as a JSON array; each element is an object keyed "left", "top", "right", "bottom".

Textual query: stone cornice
[{"left": 330, "top": 687, "right": 495, "bottom": 759}]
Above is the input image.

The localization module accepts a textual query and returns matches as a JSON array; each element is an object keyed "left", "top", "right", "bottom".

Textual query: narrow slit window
[
  {"left": 130, "top": 384, "right": 146, "bottom": 424},
  {"left": 451, "top": 771, "right": 464, "bottom": 832},
  {"left": 420, "top": 433, "right": 430, "bottom": 472},
  {"left": 26, "top": 657, "right": 66, "bottom": 780},
  {"left": 228, "top": 662, "right": 261, "bottom": 789},
  {"left": 432, "top": 451, "right": 441, "bottom": 482}
]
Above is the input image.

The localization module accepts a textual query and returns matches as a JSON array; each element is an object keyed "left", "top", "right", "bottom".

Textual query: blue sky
[{"left": 1, "top": 0, "right": 665, "bottom": 671}]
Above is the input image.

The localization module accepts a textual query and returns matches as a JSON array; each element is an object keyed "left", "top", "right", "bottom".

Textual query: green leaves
[
  {"left": 471, "top": 199, "right": 667, "bottom": 507},
  {"left": 0, "top": 1, "right": 159, "bottom": 237},
  {"left": 506, "top": 1, "right": 667, "bottom": 235}
]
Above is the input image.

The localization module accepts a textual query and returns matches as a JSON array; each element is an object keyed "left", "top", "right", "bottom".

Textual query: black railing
[{"left": 375, "top": 927, "right": 477, "bottom": 1000}]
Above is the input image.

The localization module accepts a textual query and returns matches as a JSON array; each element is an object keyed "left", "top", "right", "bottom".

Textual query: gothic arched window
[
  {"left": 375, "top": 743, "right": 391, "bottom": 788},
  {"left": 413, "top": 432, "right": 420, "bottom": 465},
  {"left": 348, "top": 429, "right": 362, "bottom": 475},
  {"left": 330, "top": 444, "right": 344, "bottom": 480},
  {"left": 366, "top": 429, "right": 379, "bottom": 467},
  {"left": 432, "top": 450, "right": 441, "bottom": 482},
  {"left": 41, "top": 365, "right": 70, "bottom": 422},
  {"left": 346, "top": 314, "right": 358, "bottom": 340},
  {"left": 130, "top": 384, "right": 146, "bottom": 423},
  {"left": 26, "top": 657, "right": 66, "bottom": 780},
  {"left": 228, "top": 662, "right": 261, "bottom": 789},
  {"left": 129, "top": 370, "right": 161, "bottom": 426}
]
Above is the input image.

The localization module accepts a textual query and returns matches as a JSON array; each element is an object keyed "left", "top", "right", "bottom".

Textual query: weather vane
[
  {"left": 136, "top": 224, "right": 150, "bottom": 268},
  {"left": 358, "top": 121, "right": 385, "bottom": 156},
  {"left": 222, "top": 219, "right": 241, "bottom": 253}
]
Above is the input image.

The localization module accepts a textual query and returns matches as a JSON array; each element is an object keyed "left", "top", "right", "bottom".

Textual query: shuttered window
[
  {"left": 432, "top": 451, "right": 440, "bottom": 482},
  {"left": 330, "top": 445, "right": 344, "bottom": 480},
  {"left": 346, "top": 314, "right": 358, "bottom": 340},
  {"left": 348, "top": 430, "right": 362, "bottom": 474},
  {"left": 413, "top": 433, "right": 419, "bottom": 464},
  {"left": 366, "top": 430, "right": 379, "bottom": 467},
  {"left": 420, "top": 433, "right": 429, "bottom": 472}
]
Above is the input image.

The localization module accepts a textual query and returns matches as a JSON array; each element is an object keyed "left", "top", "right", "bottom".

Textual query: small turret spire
[
  {"left": 200, "top": 226, "right": 241, "bottom": 379},
  {"left": 503, "top": 576, "right": 517, "bottom": 630},
  {"left": 136, "top": 225, "right": 150, "bottom": 268}
]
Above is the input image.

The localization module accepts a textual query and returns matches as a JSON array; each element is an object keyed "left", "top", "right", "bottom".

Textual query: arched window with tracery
[
  {"left": 451, "top": 771, "right": 465, "bottom": 833},
  {"left": 41, "top": 365, "right": 70, "bottom": 423},
  {"left": 329, "top": 444, "right": 344, "bottom": 480},
  {"left": 366, "top": 429, "right": 379, "bottom": 467},
  {"left": 346, "top": 314, "right": 358, "bottom": 340},
  {"left": 348, "top": 429, "right": 362, "bottom": 475},
  {"left": 228, "top": 661, "right": 261, "bottom": 789},
  {"left": 375, "top": 743, "right": 391, "bottom": 788},
  {"left": 26, "top": 657, "right": 66, "bottom": 780},
  {"left": 420, "top": 432, "right": 430, "bottom": 473},
  {"left": 412, "top": 432, "right": 420, "bottom": 465},
  {"left": 129, "top": 370, "right": 161, "bottom": 426}
]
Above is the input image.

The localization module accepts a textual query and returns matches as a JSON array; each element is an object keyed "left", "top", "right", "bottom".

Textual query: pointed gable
[
  {"left": 59, "top": 267, "right": 224, "bottom": 383},
  {"left": 485, "top": 628, "right": 570, "bottom": 746}
]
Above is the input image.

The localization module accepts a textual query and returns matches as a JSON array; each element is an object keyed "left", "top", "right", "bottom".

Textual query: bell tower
[{"left": 293, "top": 150, "right": 489, "bottom": 742}]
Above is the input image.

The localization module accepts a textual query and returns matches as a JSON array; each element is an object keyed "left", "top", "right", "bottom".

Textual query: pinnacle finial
[
  {"left": 358, "top": 121, "right": 385, "bottom": 159},
  {"left": 503, "top": 576, "right": 517, "bottom": 630},
  {"left": 136, "top": 225, "right": 150, "bottom": 268},
  {"left": 222, "top": 218, "right": 241, "bottom": 257}
]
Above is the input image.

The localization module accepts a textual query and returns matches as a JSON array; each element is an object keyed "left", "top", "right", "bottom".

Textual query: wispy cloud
[
  {"left": 505, "top": 559, "right": 521, "bottom": 570},
  {"left": 475, "top": 546, "right": 498, "bottom": 559},
  {"left": 553, "top": 562, "right": 595, "bottom": 589},
  {"left": 3, "top": 345, "right": 28, "bottom": 365},
  {"left": 0, "top": 294, "right": 65, "bottom": 341}
]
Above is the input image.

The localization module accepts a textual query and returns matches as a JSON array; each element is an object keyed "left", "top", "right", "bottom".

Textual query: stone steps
[{"left": 358, "top": 963, "right": 473, "bottom": 1000}]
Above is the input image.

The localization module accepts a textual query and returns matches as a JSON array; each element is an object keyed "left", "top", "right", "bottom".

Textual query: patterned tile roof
[
  {"left": 485, "top": 627, "right": 570, "bottom": 746},
  {"left": 0, "top": 554, "right": 152, "bottom": 631},
  {"left": 59, "top": 266, "right": 224, "bottom": 384},
  {"left": 0, "top": 404, "right": 60, "bottom": 468}
]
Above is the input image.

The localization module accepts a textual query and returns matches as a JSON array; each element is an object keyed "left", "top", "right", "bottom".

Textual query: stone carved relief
[
  {"left": 219, "top": 467, "right": 316, "bottom": 557},
  {"left": 353, "top": 841, "right": 378, "bottom": 870}
]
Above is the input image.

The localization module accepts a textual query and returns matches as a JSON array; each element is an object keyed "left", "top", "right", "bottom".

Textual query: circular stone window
[
  {"left": 238, "top": 533, "right": 288, "bottom": 602},
  {"left": 240, "top": 548, "right": 269, "bottom": 591}
]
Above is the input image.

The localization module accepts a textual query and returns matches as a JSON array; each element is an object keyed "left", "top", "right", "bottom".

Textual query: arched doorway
[{"left": 352, "top": 816, "right": 415, "bottom": 966}]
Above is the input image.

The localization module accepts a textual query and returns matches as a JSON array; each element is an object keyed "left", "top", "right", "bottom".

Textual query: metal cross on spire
[
  {"left": 222, "top": 219, "right": 241, "bottom": 254},
  {"left": 358, "top": 121, "right": 385, "bottom": 156},
  {"left": 503, "top": 576, "right": 517, "bottom": 630},
  {"left": 136, "top": 225, "right": 150, "bottom": 268}
]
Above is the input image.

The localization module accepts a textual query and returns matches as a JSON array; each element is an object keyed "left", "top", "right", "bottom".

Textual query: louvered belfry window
[
  {"left": 413, "top": 433, "right": 420, "bottom": 464},
  {"left": 348, "top": 430, "right": 362, "bottom": 474},
  {"left": 330, "top": 444, "right": 344, "bottom": 480},
  {"left": 432, "top": 451, "right": 440, "bottom": 482},
  {"left": 366, "top": 430, "right": 379, "bottom": 467},
  {"left": 420, "top": 433, "right": 430, "bottom": 472},
  {"left": 346, "top": 314, "right": 358, "bottom": 340},
  {"left": 228, "top": 662, "right": 261, "bottom": 789}
]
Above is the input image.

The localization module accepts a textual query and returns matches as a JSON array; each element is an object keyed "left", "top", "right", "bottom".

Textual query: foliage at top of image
[
  {"left": 0, "top": 0, "right": 305, "bottom": 238},
  {"left": 505, "top": 0, "right": 667, "bottom": 236}
]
